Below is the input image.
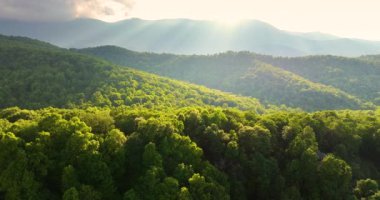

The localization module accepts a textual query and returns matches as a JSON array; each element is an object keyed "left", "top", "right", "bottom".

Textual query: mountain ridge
[
  {"left": 2, "top": 18, "right": 380, "bottom": 56},
  {"left": 76, "top": 45, "right": 376, "bottom": 111},
  {"left": 0, "top": 34, "right": 264, "bottom": 111}
]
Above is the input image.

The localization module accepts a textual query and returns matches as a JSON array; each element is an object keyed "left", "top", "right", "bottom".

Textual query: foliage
[
  {"left": 0, "top": 35, "right": 263, "bottom": 111},
  {"left": 0, "top": 34, "right": 380, "bottom": 200},
  {"left": 0, "top": 106, "right": 379, "bottom": 199},
  {"left": 78, "top": 46, "right": 377, "bottom": 111}
]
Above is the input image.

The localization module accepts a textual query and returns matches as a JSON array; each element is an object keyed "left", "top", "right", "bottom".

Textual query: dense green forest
[
  {"left": 77, "top": 46, "right": 379, "bottom": 111},
  {"left": 1, "top": 106, "right": 380, "bottom": 199},
  {"left": 0, "top": 35, "right": 262, "bottom": 111},
  {"left": 255, "top": 54, "right": 380, "bottom": 104},
  {"left": 0, "top": 35, "right": 380, "bottom": 199}
]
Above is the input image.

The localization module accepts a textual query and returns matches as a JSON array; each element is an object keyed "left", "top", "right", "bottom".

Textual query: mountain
[
  {"left": 2, "top": 18, "right": 380, "bottom": 56},
  {"left": 0, "top": 34, "right": 60, "bottom": 50},
  {"left": 359, "top": 54, "right": 380, "bottom": 64},
  {"left": 77, "top": 46, "right": 374, "bottom": 111},
  {"left": 254, "top": 54, "right": 380, "bottom": 104},
  {"left": 0, "top": 34, "right": 263, "bottom": 111},
  {"left": 0, "top": 35, "right": 379, "bottom": 200}
]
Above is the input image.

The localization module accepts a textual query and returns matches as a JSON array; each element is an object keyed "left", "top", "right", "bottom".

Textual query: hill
[
  {"left": 77, "top": 46, "right": 372, "bottom": 111},
  {"left": 2, "top": 18, "right": 380, "bottom": 56},
  {"left": 359, "top": 54, "right": 380, "bottom": 64},
  {"left": 0, "top": 34, "right": 61, "bottom": 50},
  {"left": 0, "top": 35, "right": 263, "bottom": 111},
  {"left": 0, "top": 35, "right": 379, "bottom": 200},
  {"left": 253, "top": 54, "right": 380, "bottom": 104}
]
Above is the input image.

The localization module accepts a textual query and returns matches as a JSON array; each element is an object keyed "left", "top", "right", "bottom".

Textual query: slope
[
  {"left": 235, "top": 62, "right": 365, "bottom": 110},
  {"left": 359, "top": 54, "right": 380, "bottom": 64},
  {"left": 255, "top": 54, "right": 380, "bottom": 104},
  {"left": 2, "top": 18, "right": 380, "bottom": 56},
  {"left": 0, "top": 34, "right": 61, "bottom": 50},
  {"left": 0, "top": 35, "right": 263, "bottom": 111},
  {"left": 77, "top": 46, "right": 371, "bottom": 111}
]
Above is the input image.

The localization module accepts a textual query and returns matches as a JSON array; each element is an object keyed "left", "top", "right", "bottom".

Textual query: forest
[
  {"left": 0, "top": 34, "right": 379, "bottom": 199},
  {"left": 1, "top": 106, "right": 380, "bottom": 199},
  {"left": 0, "top": 35, "right": 262, "bottom": 111},
  {"left": 77, "top": 46, "right": 380, "bottom": 111}
]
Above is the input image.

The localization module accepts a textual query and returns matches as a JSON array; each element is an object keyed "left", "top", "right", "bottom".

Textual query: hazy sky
[
  {"left": 129, "top": 0, "right": 380, "bottom": 40},
  {"left": 1, "top": 0, "right": 380, "bottom": 40}
]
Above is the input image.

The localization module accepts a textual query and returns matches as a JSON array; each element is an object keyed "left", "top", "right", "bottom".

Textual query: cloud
[
  {"left": 74, "top": 0, "right": 135, "bottom": 21},
  {"left": 0, "top": 0, "right": 135, "bottom": 22}
]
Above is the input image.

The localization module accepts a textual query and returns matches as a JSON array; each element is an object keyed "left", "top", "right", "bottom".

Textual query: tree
[
  {"left": 63, "top": 187, "right": 80, "bottom": 200},
  {"left": 238, "top": 125, "right": 272, "bottom": 156},
  {"left": 142, "top": 142, "right": 163, "bottom": 169},
  {"left": 354, "top": 179, "right": 379, "bottom": 199},
  {"left": 319, "top": 154, "right": 352, "bottom": 199},
  {"left": 188, "top": 173, "right": 229, "bottom": 200},
  {"left": 285, "top": 126, "right": 319, "bottom": 198},
  {"left": 178, "top": 187, "right": 192, "bottom": 200}
]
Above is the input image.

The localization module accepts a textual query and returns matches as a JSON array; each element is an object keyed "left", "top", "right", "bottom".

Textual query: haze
[
  {"left": 129, "top": 0, "right": 380, "bottom": 41},
  {"left": 1, "top": 0, "right": 380, "bottom": 40}
]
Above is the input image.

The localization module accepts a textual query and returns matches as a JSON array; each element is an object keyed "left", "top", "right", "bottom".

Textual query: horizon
[
  {"left": 1, "top": 0, "right": 380, "bottom": 40},
  {"left": 1, "top": 2, "right": 380, "bottom": 198},
  {"left": 2, "top": 16, "right": 379, "bottom": 43}
]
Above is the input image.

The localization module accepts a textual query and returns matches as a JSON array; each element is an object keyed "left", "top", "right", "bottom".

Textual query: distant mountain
[
  {"left": 1, "top": 18, "right": 380, "bottom": 56},
  {"left": 0, "top": 34, "right": 263, "bottom": 111},
  {"left": 359, "top": 54, "right": 380, "bottom": 64},
  {"left": 254, "top": 54, "right": 380, "bottom": 102},
  {"left": 77, "top": 46, "right": 374, "bottom": 111},
  {"left": 1, "top": 36, "right": 380, "bottom": 200}
]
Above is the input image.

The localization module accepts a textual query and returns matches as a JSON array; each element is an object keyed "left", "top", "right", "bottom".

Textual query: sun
[{"left": 215, "top": 17, "right": 244, "bottom": 28}]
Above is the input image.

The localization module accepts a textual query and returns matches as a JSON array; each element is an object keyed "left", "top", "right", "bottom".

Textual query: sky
[{"left": 1, "top": 0, "right": 380, "bottom": 40}]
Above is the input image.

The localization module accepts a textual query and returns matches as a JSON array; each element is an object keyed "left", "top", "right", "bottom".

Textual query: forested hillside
[
  {"left": 0, "top": 35, "right": 60, "bottom": 50},
  {"left": 0, "top": 106, "right": 379, "bottom": 199},
  {"left": 0, "top": 35, "right": 380, "bottom": 200},
  {"left": 0, "top": 35, "right": 263, "bottom": 111},
  {"left": 255, "top": 54, "right": 380, "bottom": 104},
  {"left": 77, "top": 46, "right": 375, "bottom": 111}
]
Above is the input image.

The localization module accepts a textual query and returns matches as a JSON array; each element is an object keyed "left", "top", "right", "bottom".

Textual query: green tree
[
  {"left": 319, "top": 154, "right": 352, "bottom": 199},
  {"left": 63, "top": 187, "right": 80, "bottom": 200},
  {"left": 354, "top": 179, "right": 379, "bottom": 199}
]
